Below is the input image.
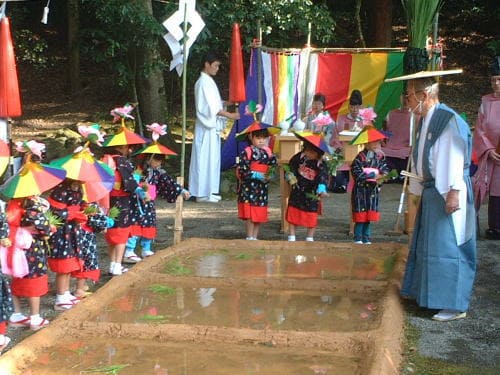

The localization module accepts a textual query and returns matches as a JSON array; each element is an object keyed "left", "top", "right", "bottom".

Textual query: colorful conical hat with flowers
[
  {"left": 236, "top": 100, "right": 280, "bottom": 141},
  {"left": 349, "top": 125, "right": 387, "bottom": 145},
  {"left": 132, "top": 123, "right": 177, "bottom": 156},
  {"left": 103, "top": 104, "right": 148, "bottom": 146},
  {"left": 293, "top": 131, "right": 330, "bottom": 154}
]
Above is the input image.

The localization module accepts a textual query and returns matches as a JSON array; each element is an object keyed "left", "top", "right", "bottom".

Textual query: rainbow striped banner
[
  {"left": 260, "top": 48, "right": 405, "bottom": 127},
  {"left": 221, "top": 48, "right": 405, "bottom": 170}
]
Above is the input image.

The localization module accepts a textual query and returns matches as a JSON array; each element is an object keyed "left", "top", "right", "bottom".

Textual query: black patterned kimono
[
  {"left": 286, "top": 151, "right": 329, "bottom": 227},
  {"left": 237, "top": 145, "right": 277, "bottom": 223},
  {"left": 129, "top": 166, "right": 183, "bottom": 240},
  {"left": 350, "top": 149, "right": 390, "bottom": 222},
  {"left": 0, "top": 213, "right": 13, "bottom": 329},
  {"left": 48, "top": 182, "right": 85, "bottom": 261}
]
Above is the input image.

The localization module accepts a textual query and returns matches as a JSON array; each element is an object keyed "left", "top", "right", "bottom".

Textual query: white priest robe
[{"left": 189, "top": 72, "right": 225, "bottom": 198}]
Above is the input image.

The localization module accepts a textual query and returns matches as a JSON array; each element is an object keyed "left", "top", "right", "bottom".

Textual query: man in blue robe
[{"left": 387, "top": 70, "right": 476, "bottom": 322}]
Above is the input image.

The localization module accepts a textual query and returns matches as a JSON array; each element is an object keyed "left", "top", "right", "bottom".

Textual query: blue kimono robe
[{"left": 401, "top": 103, "right": 477, "bottom": 312}]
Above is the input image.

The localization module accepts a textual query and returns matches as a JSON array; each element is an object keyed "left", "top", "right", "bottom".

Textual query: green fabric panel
[{"left": 374, "top": 52, "right": 405, "bottom": 128}]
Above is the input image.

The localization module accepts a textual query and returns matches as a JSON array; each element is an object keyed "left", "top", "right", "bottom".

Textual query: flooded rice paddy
[{"left": 0, "top": 239, "right": 406, "bottom": 375}]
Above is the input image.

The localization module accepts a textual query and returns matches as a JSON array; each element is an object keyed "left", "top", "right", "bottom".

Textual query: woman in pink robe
[{"left": 472, "top": 56, "right": 500, "bottom": 240}]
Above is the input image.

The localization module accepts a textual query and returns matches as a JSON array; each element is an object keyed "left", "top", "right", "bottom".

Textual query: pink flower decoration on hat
[
  {"left": 78, "top": 124, "right": 105, "bottom": 146},
  {"left": 110, "top": 104, "right": 135, "bottom": 123},
  {"left": 15, "top": 140, "right": 46, "bottom": 158},
  {"left": 311, "top": 112, "right": 333, "bottom": 127},
  {"left": 146, "top": 123, "right": 167, "bottom": 141},
  {"left": 359, "top": 107, "right": 377, "bottom": 125}
]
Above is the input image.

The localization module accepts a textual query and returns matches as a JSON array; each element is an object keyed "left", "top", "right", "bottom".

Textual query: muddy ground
[{"left": 2, "top": 179, "right": 499, "bottom": 373}]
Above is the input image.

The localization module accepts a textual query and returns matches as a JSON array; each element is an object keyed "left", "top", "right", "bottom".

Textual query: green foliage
[
  {"left": 401, "top": 0, "right": 443, "bottom": 47},
  {"left": 163, "top": 257, "right": 192, "bottom": 276},
  {"left": 193, "top": 0, "right": 335, "bottom": 61},
  {"left": 148, "top": 284, "right": 176, "bottom": 295},
  {"left": 13, "top": 29, "right": 50, "bottom": 69},
  {"left": 80, "top": 0, "right": 167, "bottom": 88}
]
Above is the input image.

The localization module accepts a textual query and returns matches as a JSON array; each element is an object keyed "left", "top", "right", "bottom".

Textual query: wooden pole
[
  {"left": 180, "top": 1, "right": 188, "bottom": 180},
  {"left": 173, "top": 176, "right": 184, "bottom": 245},
  {"left": 174, "top": 2, "right": 188, "bottom": 244},
  {"left": 256, "top": 20, "right": 263, "bottom": 120}
]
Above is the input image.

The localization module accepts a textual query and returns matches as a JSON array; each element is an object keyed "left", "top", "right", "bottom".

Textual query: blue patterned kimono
[{"left": 401, "top": 103, "right": 476, "bottom": 311}]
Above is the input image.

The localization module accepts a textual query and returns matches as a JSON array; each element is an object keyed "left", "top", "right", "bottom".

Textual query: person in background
[
  {"left": 329, "top": 89, "right": 364, "bottom": 193},
  {"left": 236, "top": 122, "right": 278, "bottom": 240},
  {"left": 472, "top": 56, "right": 500, "bottom": 240},
  {"left": 48, "top": 179, "right": 87, "bottom": 311},
  {"left": 285, "top": 133, "right": 329, "bottom": 242},
  {"left": 189, "top": 53, "right": 240, "bottom": 203},
  {"left": 398, "top": 72, "right": 476, "bottom": 322},
  {"left": 382, "top": 94, "right": 413, "bottom": 183},
  {"left": 102, "top": 143, "right": 142, "bottom": 276},
  {"left": 0, "top": 211, "right": 13, "bottom": 354},
  {"left": 350, "top": 126, "right": 390, "bottom": 244},
  {"left": 126, "top": 154, "right": 190, "bottom": 256},
  {"left": 7, "top": 196, "right": 52, "bottom": 331},
  {"left": 72, "top": 202, "right": 111, "bottom": 298}
]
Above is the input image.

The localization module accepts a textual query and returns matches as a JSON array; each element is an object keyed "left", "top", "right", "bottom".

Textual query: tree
[{"left": 365, "top": 0, "right": 393, "bottom": 47}]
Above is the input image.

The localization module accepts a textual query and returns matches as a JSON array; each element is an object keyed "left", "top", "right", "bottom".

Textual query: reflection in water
[
  {"left": 196, "top": 254, "right": 226, "bottom": 277},
  {"left": 197, "top": 287, "right": 217, "bottom": 307}
]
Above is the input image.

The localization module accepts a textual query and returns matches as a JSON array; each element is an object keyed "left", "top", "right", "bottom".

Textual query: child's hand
[
  {"left": 182, "top": 189, "right": 191, "bottom": 200},
  {"left": 250, "top": 171, "right": 265, "bottom": 181},
  {"left": 0, "top": 238, "right": 11, "bottom": 247},
  {"left": 285, "top": 172, "right": 297, "bottom": 185}
]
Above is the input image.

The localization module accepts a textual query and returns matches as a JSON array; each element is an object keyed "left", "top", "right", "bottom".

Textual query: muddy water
[
  {"left": 25, "top": 338, "right": 361, "bottom": 374},
  {"left": 164, "top": 249, "right": 395, "bottom": 281},
  {"left": 1, "top": 239, "right": 405, "bottom": 375},
  {"left": 93, "top": 283, "right": 383, "bottom": 331}
]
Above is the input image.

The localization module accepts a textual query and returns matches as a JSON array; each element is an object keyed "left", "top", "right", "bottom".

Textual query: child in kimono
[
  {"left": 350, "top": 126, "right": 390, "bottom": 244},
  {"left": 0, "top": 211, "right": 13, "bottom": 353},
  {"left": 126, "top": 154, "right": 190, "bottom": 257},
  {"left": 7, "top": 196, "right": 52, "bottom": 331},
  {"left": 236, "top": 122, "right": 278, "bottom": 240},
  {"left": 285, "top": 133, "right": 329, "bottom": 242},
  {"left": 72, "top": 202, "right": 112, "bottom": 298},
  {"left": 48, "top": 179, "right": 87, "bottom": 311}
]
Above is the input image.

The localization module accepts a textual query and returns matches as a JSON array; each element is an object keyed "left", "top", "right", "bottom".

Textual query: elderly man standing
[{"left": 386, "top": 70, "right": 476, "bottom": 322}]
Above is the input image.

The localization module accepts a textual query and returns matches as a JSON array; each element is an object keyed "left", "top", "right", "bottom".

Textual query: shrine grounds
[{"left": 2, "top": 179, "right": 499, "bottom": 374}]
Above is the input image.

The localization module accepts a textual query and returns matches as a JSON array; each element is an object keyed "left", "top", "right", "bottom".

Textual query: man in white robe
[
  {"left": 189, "top": 55, "right": 240, "bottom": 203},
  {"left": 398, "top": 74, "right": 476, "bottom": 322}
]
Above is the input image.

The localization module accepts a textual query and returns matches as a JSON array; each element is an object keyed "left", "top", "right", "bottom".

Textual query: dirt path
[{"left": 3, "top": 181, "right": 498, "bottom": 373}]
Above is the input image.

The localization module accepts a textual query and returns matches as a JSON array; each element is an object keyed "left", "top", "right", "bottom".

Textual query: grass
[
  {"left": 383, "top": 253, "right": 397, "bottom": 275},
  {"left": 80, "top": 364, "right": 130, "bottom": 374},
  {"left": 235, "top": 252, "right": 251, "bottom": 260},
  {"left": 137, "top": 314, "right": 170, "bottom": 324},
  {"left": 163, "top": 257, "right": 192, "bottom": 276},
  {"left": 148, "top": 284, "right": 176, "bottom": 295}
]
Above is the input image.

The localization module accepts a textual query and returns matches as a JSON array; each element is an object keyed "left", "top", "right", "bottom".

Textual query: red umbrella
[
  {"left": 229, "top": 23, "right": 246, "bottom": 103},
  {"left": 0, "top": 16, "right": 21, "bottom": 117}
]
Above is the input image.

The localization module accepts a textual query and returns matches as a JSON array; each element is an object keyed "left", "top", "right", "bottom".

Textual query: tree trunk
[
  {"left": 354, "top": 0, "right": 366, "bottom": 48},
  {"left": 67, "top": 0, "right": 80, "bottom": 94},
  {"left": 365, "top": 0, "right": 393, "bottom": 47},
  {"left": 135, "top": 0, "right": 167, "bottom": 126}
]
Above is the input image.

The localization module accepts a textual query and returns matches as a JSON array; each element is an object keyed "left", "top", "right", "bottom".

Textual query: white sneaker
[
  {"left": 197, "top": 196, "right": 219, "bottom": 203},
  {"left": 123, "top": 252, "right": 142, "bottom": 264},
  {"left": 432, "top": 309, "right": 466, "bottom": 322},
  {"left": 288, "top": 235, "right": 296, "bottom": 242},
  {"left": 210, "top": 194, "right": 222, "bottom": 201},
  {"left": 305, "top": 237, "right": 314, "bottom": 242},
  {"left": 142, "top": 250, "right": 155, "bottom": 257}
]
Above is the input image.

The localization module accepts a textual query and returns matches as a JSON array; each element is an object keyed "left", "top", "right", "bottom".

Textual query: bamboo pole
[
  {"left": 174, "top": 2, "right": 188, "bottom": 244},
  {"left": 256, "top": 20, "right": 263, "bottom": 119}
]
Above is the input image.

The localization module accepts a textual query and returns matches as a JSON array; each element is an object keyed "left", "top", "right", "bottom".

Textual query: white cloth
[
  {"left": 410, "top": 103, "right": 468, "bottom": 244},
  {"left": 189, "top": 72, "right": 224, "bottom": 197}
]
